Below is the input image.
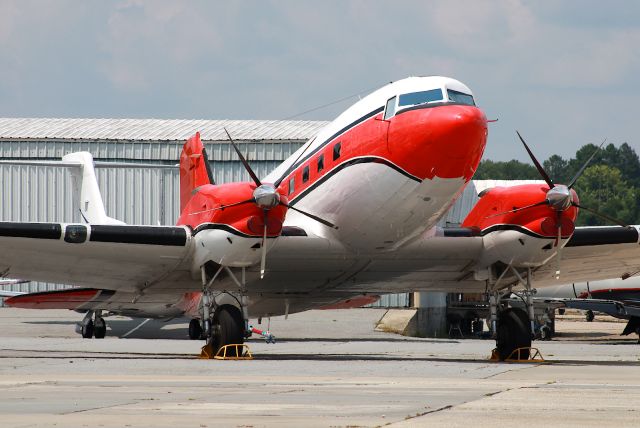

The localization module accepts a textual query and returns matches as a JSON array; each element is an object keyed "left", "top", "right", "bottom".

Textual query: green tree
[
  {"left": 572, "top": 165, "right": 637, "bottom": 226},
  {"left": 474, "top": 159, "right": 539, "bottom": 180},
  {"left": 543, "top": 154, "right": 569, "bottom": 184}
]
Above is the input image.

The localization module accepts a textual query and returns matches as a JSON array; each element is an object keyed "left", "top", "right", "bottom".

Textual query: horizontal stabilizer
[{"left": 4, "top": 288, "right": 103, "bottom": 310}]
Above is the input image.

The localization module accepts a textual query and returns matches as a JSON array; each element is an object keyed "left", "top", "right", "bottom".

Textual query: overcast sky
[{"left": 1, "top": 1, "right": 639, "bottom": 161}]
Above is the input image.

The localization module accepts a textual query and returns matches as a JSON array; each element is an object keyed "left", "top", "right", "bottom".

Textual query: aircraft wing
[
  {"left": 532, "top": 226, "right": 640, "bottom": 287},
  {"left": 0, "top": 222, "right": 198, "bottom": 294}
]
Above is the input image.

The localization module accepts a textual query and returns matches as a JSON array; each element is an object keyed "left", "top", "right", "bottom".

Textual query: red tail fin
[{"left": 180, "top": 132, "right": 214, "bottom": 212}]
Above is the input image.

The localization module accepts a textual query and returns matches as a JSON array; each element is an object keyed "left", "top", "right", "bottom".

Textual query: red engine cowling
[{"left": 462, "top": 184, "right": 578, "bottom": 268}]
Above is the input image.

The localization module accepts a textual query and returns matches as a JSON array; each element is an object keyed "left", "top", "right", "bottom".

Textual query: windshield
[
  {"left": 398, "top": 89, "right": 444, "bottom": 107},
  {"left": 447, "top": 89, "right": 475, "bottom": 106}
]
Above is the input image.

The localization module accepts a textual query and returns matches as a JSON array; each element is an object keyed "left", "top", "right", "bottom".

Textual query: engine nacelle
[{"left": 462, "top": 184, "right": 578, "bottom": 269}]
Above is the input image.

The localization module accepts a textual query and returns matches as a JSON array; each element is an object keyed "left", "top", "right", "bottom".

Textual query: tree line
[{"left": 474, "top": 143, "right": 640, "bottom": 226}]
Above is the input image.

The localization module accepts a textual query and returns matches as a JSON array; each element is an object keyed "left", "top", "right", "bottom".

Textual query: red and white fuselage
[{"left": 264, "top": 76, "right": 487, "bottom": 250}]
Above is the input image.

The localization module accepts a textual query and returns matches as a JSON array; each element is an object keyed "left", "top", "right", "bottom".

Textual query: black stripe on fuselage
[
  {"left": 89, "top": 225, "right": 188, "bottom": 246},
  {"left": 566, "top": 227, "right": 639, "bottom": 247},
  {"left": 289, "top": 156, "right": 421, "bottom": 206},
  {"left": 193, "top": 223, "right": 279, "bottom": 239},
  {"left": 0, "top": 222, "right": 62, "bottom": 239},
  {"left": 479, "top": 224, "right": 556, "bottom": 239},
  {"left": 275, "top": 106, "right": 385, "bottom": 184}
]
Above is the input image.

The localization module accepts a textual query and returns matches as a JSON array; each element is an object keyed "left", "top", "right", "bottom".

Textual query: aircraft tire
[
  {"left": 585, "top": 310, "right": 595, "bottom": 322},
  {"left": 496, "top": 308, "right": 531, "bottom": 360},
  {"left": 189, "top": 319, "right": 203, "bottom": 340},
  {"left": 212, "top": 306, "right": 244, "bottom": 356},
  {"left": 81, "top": 320, "right": 94, "bottom": 339},
  {"left": 94, "top": 318, "right": 106, "bottom": 339}
]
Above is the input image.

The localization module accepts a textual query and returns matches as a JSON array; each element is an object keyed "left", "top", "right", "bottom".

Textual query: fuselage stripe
[{"left": 288, "top": 156, "right": 422, "bottom": 206}]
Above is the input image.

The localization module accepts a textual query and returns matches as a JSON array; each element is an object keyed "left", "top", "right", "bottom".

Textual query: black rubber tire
[
  {"left": 93, "top": 318, "right": 106, "bottom": 339},
  {"left": 81, "top": 320, "right": 94, "bottom": 339},
  {"left": 189, "top": 319, "right": 203, "bottom": 340},
  {"left": 211, "top": 306, "right": 244, "bottom": 357},
  {"left": 585, "top": 310, "right": 595, "bottom": 322},
  {"left": 496, "top": 308, "right": 531, "bottom": 361}
]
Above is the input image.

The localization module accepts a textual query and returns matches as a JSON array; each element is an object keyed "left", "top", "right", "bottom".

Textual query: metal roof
[{"left": 0, "top": 118, "right": 329, "bottom": 142}]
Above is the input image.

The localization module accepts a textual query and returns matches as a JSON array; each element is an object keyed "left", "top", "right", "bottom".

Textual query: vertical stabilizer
[
  {"left": 62, "top": 152, "right": 125, "bottom": 225},
  {"left": 180, "top": 132, "right": 214, "bottom": 212}
]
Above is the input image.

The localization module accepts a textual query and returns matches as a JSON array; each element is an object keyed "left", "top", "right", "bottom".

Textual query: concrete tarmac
[{"left": 0, "top": 308, "right": 639, "bottom": 427}]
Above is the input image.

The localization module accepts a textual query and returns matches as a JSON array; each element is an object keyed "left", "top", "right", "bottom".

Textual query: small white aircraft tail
[{"left": 62, "top": 152, "right": 125, "bottom": 225}]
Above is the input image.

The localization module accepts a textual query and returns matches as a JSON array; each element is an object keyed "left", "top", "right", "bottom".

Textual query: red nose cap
[{"left": 389, "top": 104, "right": 487, "bottom": 181}]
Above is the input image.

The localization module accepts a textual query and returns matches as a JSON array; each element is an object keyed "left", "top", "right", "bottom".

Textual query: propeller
[
  {"left": 222, "top": 128, "right": 337, "bottom": 278},
  {"left": 491, "top": 132, "right": 627, "bottom": 278}
]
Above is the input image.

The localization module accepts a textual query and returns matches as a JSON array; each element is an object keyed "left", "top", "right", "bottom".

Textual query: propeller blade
[
  {"left": 516, "top": 131, "right": 554, "bottom": 189},
  {"left": 260, "top": 211, "right": 268, "bottom": 279},
  {"left": 223, "top": 127, "right": 262, "bottom": 187},
  {"left": 572, "top": 202, "right": 628, "bottom": 227},
  {"left": 567, "top": 139, "right": 606, "bottom": 189},
  {"left": 555, "top": 212, "right": 562, "bottom": 280},
  {"left": 281, "top": 202, "right": 338, "bottom": 229},
  {"left": 484, "top": 200, "right": 548, "bottom": 219},
  {"left": 187, "top": 198, "right": 255, "bottom": 215}
]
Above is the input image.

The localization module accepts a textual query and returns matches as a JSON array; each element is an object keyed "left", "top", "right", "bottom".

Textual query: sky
[{"left": 1, "top": 0, "right": 639, "bottom": 161}]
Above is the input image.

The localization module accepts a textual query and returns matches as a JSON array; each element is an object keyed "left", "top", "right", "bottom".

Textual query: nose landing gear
[
  {"left": 198, "top": 265, "right": 250, "bottom": 358},
  {"left": 489, "top": 266, "right": 536, "bottom": 361}
]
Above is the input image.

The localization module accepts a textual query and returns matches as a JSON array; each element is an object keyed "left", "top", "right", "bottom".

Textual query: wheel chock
[
  {"left": 200, "top": 343, "right": 253, "bottom": 360},
  {"left": 489, "top": 347, "right": 546, "bottom": 363},
  {"left": 199, "top": 343, "right": 215, "bottom": 359}
]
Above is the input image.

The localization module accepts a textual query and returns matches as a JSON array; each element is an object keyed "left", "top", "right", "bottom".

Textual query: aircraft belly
[{"left": 289, "top": 163, "right": 467, "bottom": 251}]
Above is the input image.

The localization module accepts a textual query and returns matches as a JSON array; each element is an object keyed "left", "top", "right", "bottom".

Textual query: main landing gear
[
  {"left": 76, "top": 310, "right": 107, "bottom": 339},
  {"left": 489, "top": 267, "right": 535, "bottom": 360},
  {"left": 198, "top": 265, "right": 250, "bottom": 357}
]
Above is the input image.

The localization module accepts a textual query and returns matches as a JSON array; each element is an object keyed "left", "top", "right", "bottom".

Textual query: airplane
[
  {"left": 2, "top": 75, "right": 640, "bottom": 360},
  {"left": 535, "top": 278, "right": 640, "bottom": 340}
]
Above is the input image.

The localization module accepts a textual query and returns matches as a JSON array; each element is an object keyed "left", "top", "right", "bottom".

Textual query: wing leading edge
[{"left": 0, "top": 222, "right": 198, "bottom": 293}]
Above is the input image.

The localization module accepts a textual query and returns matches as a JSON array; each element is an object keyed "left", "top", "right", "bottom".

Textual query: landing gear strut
[
  {"left": 199, "top": 265, "right": 250, "bottom": 356},
  {"left": 489, "top": 266, "right": 534, "bottom": 360}
]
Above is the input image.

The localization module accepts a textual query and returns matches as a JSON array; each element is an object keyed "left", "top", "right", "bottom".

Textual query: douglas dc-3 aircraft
[{"left": 2, "top": 76, "right": 640, "bottom": 360}]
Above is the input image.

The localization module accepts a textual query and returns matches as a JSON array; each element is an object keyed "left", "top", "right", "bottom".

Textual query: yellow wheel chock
[
  {"left": 199, "top": 343, "right": 253, "bottom": 360},
  {"left": 490, "top": 347, "right": 546, "bottom": 363}
]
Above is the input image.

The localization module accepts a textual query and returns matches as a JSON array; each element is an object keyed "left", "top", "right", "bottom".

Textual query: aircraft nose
[{"left": 389, "top": 104, "right": 487, "bottom": 180}]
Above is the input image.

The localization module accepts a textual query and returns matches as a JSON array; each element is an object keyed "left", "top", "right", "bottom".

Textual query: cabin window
[
  {"left": 302, "top": 165, "right": 310, "bottom": 183},
  {"left": 398, "top": 89, "right": 443, "bottom": 107},
  {"left": 317, "top": 154, "right": 324, "bottom": 172},
  {"left": 447, "top": 89, "right": 475, "bottom": 106},
  {"left": 333, "top": 142, "right": 341, "bottom": 161},
  {"left": 288, "top": 177, "right": 295, "bottom": 195},
  {"left": 383, "top": 96, "right": 396, "bottom": 120}
]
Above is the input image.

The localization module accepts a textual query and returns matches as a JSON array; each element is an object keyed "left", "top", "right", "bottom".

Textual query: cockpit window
[
  {"left": 383, "top": 96, "right": 396, "bottom": 120},
  {"left": 447, "top": 89, "right": 475, "bottom": 106},
  {"left": 398, "top": 89, "right": 443, "bottom": 107}
]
